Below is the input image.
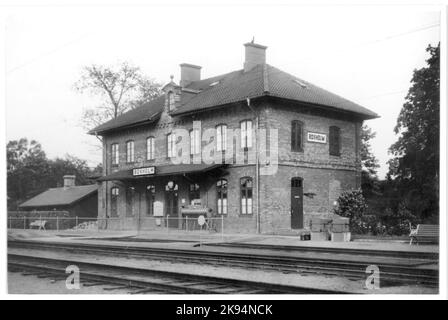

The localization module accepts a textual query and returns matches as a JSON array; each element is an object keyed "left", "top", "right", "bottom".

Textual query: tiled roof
[
  {"left": 89, "top": 95, "right": 165, "bottom": 134},
  {"left": 19, "top": 184, "right": 98, "bottom": 208},
  {"left": 90, "top": 64, "right": 378, "bottom": 134},
  {"left": 98, "top": 164, "right": 224, "bottom": 181}
]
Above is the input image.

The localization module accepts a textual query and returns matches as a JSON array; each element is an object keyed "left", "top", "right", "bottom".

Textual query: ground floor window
[
  {"left": 189, "top": 183, "right": 200, "bottom": 204},
  {"left": 240, "top": 177, "right": 253, "bottom": 215},
  {"left": 217, "top": 179, "right": 228, "bottom": 215},
  {"left": 126, "top": 186, "right": 135, "bottom": 216},
  {"left": 111, "top": 187, "right": 119, "bottom": 217},
  {"left": 146, "top": 185, "right": 155, "bottom": 216}
]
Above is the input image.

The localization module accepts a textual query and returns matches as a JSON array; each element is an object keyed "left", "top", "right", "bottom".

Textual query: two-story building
[{"left": 90, "top": 41, "right": 378, "bottom": 234}]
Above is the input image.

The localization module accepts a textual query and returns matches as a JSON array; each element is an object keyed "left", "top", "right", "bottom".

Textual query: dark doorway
[
  {"left": 165, "top": 181, "right": 179, "bottom": 228},
  {"left": 291, "top": 177, "right": 303, "bottom": 229}
]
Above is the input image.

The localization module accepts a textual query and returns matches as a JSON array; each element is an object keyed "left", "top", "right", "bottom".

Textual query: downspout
[
  {"left": 97, "top": 132, "right": 108, "bottom": 229},
  {"left": 246, "top": 98, "right": 261, "bottom": 234}
]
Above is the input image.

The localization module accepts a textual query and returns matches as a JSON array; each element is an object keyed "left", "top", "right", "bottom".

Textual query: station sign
[
  {"left": 132, "top": 166, "right": 155, "bottom": 176},
  {"left": 307, "top": 132, "right": 327, "bottom": 144}
]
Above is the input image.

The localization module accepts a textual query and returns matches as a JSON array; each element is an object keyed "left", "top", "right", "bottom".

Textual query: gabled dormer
[{"left": 162, "top": 75, "right": 182, "bottom": 114}]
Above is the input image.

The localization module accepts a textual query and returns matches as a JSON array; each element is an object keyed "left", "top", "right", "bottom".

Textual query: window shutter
[
  {"left": 291, "top": 121, "right": 303, "bottom": 152},
  {"left": 330, "top": 126, "right": 340, "bottom": 156}
]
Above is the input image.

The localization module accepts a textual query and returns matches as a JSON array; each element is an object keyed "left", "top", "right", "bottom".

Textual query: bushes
[
  {"left": 334, "top": 190, "right": 417, "bottom": 236},
  {"left": 333, "top": 189, "right": 367, "bottom": 233}
]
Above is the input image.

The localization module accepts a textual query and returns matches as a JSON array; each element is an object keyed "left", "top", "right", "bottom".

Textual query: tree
[
  {"left": 360, "top": 124, "right": 380, "bottom": 197},
  {"left": 388, "top": 43, "right": 439, "bottom": 220},
  {"left": 7, "top": 138, "right": 49, "bottom": 209},
  {"left": 75, "top": 62, "right": 162, "bottom": 134}
]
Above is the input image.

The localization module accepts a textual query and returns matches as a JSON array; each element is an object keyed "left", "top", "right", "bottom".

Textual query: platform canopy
[{"left": 98, "top": 163, "right": 227, "bottom": 182}]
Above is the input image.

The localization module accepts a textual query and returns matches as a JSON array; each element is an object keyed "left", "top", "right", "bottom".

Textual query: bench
[
  {"left": 29, "top": 220, "right": 47, "bottom": 230},
  {"left": 409, "top": 224, "right": 439, "bottom": 245}
]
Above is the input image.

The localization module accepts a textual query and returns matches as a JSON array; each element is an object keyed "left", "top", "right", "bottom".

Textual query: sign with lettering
[
  {"left": 154, "top": 201, "right": 164, "bottom": 217},
  {"left": 307, "top": 132, "right": 327, "bottom": 144},
  {"left": 132, "top": 166, "right": 155, "bottom": 176}
]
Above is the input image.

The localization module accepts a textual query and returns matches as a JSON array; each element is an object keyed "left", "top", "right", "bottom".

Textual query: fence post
[
  {"left": 56, "top": 216, "right": 59, "bottom": 232},
  {"left": 186, "top": 216, "right": 188, "bottom": 232},
  {"left": 75, "top": 216, "right": 78, "bottom": 227},
  {"left": 23, "top": 216, "right": 26, "bottom": 230},
  {"left": 9, "top": 216, "right": 11, "bottom": 229}
]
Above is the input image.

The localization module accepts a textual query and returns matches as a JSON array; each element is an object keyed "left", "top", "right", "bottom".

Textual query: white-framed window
[
  {"left": 126, "top": 140, "right": 134, "bottom": 163},
  {"left": 240, "top": 177, "right": 253, "bottom": 215},
  {"left": 216, "top": 124, "right": 227, "bottom": 152},
  {"left": 167, "top": 92, "right": 175, "bottom": 112},
  {"left": 111, "top": 143, "right": 119, "bottom": 165},
  {"left": 147, "top": 137, "right": 155, "bottom": 160},
  {"left": 217, "top": 179, "right": 228, "bottom": 215},
  {"left": 240, "top": 120, "right": 252, "bottom": 149},
  {"left": 189, "top": 129, "right": 200, "bottom": 155},
  {"left": 167, "top": 133, "right": 176, "bottom": 158}
]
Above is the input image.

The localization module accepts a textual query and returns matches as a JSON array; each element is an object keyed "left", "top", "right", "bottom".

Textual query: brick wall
[{"left": 98, "top": 98, "right": 362, "bottom": 233}]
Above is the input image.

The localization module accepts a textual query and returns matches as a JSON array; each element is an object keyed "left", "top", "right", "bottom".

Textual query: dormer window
[{"left": 167, "top": 91, "right": 175, "bottom": 112}]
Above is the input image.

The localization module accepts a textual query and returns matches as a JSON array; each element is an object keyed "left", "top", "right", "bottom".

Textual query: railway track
[
  {"left": 8, "top": 253, "right": 343, "bottom": 294},
  {"left": 8, "top": 239, "right": 438, "bottom": 288}
]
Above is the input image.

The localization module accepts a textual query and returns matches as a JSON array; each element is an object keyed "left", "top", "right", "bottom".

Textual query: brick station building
[{"left": 90, "top": 42, "right": 378, "bottom": 234}]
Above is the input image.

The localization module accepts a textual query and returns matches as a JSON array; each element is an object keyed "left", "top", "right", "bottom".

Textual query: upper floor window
[
  {"left": 216, "top": 124, "right": 227, "bottom": 152},
  {"left": 240, "top": 120, "right": 252, "bottom": 149},
  {"left": 147, "top": 137, "right": 155, "bottom": 160},
  {"left": 126, "top": 140, "right": 134, "bottom": 163},
  {"left": 111, "top": 187, "right": 119, "bottom": 217},
  {"left": 216, "top": 179, "right": 228, "bottom": 215},
  {"left": 291, "top": 120, "right": 304, "bottom": 152},
  {"left": 240, "top": 177, "right": 253, "bottom": 215},
  {"left": 167, "top": 133, "right": 176, "bottom": 158},
  {"left": 111, "top": 143, "right": 119, "bottom": 166},
  {"left": 329, "top": 126, "right": 341, "bottom": 156},
  {"left": 190, "top": 129, "right": 200, "bottom": 155},
  {"left": 167, "top": 92, "right": 175, "bottom": 112}
]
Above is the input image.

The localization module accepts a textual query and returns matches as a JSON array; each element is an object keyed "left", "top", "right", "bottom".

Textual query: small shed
[{"left": 19, "top": 175, "right": 98, "bottom": 218}]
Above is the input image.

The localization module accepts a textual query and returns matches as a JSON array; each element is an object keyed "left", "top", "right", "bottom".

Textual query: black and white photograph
[{"left": 1, "top": 0, "right": 446, "bottom": 302}]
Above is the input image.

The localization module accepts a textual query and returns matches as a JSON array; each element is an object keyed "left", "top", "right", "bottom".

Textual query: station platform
[{"left": 8, "top": 228, "right": 438, "bottom": 255}]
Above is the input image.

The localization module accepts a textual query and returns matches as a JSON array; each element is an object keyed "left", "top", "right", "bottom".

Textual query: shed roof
[{"left": 19, "top": 184, "right": 98, "bottom": 208}]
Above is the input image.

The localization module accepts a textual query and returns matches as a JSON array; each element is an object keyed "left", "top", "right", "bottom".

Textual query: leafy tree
[
  {"left": 7, "top": 138, "right": 50, "bottom": 209},
  {"left": 74, "top": 62, "right": 162, "bottom": 134},
  {"left": 388, "top": 43, "right": 439, "bottom": 220},
  {"left": 360, "top": 124, "right": 380, "bottom": 197}
]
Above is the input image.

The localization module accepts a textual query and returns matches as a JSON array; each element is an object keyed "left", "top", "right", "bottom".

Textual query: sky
[{"left": 3, "top": 4, "right": 441, "bottom": 178}]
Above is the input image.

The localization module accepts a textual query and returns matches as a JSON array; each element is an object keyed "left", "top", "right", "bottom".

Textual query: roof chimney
[
  {"left": 244, "top": 41, "right": 267, "bottom": 72},
  {"left": 180, "top": 63, "right": 201, "bottom": 87},
  {"left": 63, "top": 175, "right": 76, "bottom": 189}
]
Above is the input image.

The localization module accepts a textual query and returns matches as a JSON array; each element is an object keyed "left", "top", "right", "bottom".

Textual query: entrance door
[
  {"left": 291, "top": 177, "right": 303, "bottom": 229},
  {"left": 165, "top": 181, "right": 179, "bottom": 228}
]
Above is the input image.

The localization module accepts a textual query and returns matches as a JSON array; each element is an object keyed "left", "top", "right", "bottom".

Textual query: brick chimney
[
  {"left": 180, "top": 63, "right": 201, "bottom": 87},
  {"left": 63, "top": 175, "right": 76, "bottom": 189},
  {"left": 244, "top": 41, "right": 267, "bottom": 72}
]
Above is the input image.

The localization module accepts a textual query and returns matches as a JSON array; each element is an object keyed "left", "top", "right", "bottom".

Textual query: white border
[{"left": 0, "top": 0, "right": 446, "bottom": 300}]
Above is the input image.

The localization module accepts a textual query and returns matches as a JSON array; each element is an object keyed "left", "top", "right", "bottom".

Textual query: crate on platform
[{"left": 331, "top": 232, "right": 351, "bottom": 242}]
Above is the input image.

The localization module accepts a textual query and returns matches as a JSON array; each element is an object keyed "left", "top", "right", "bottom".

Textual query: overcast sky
[{"left": 4, "top": 5, "right": 440, "bottom": 178}]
